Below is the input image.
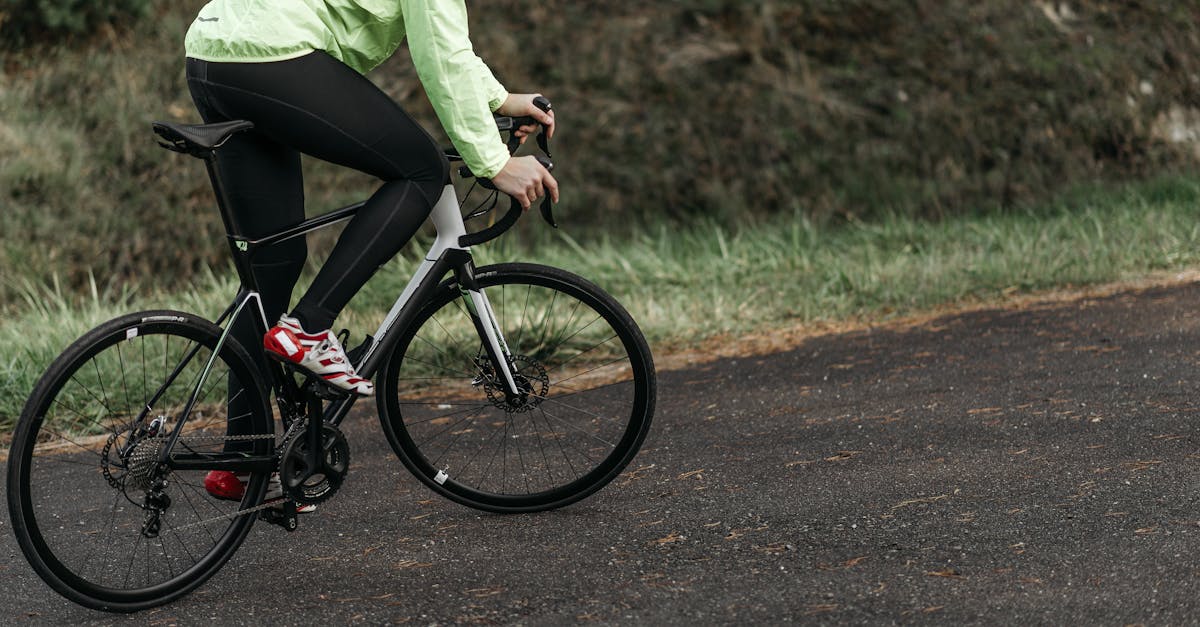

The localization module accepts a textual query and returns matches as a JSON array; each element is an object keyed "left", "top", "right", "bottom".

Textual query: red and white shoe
[
  {"left": 204, "top": 471, "right": 316, "bottom": 513},
  {"left": 263, "top": 315, "right": 374, "bottom": 396}
]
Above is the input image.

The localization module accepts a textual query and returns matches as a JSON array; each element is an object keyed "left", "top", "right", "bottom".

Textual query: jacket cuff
[{"left": 474, "top": 148, "right": 509, "bottom": 180}]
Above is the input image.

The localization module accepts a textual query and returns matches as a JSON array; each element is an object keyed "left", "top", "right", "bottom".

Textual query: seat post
[{"left": 201, "top": 151, "right": 259, "bottom": 292}]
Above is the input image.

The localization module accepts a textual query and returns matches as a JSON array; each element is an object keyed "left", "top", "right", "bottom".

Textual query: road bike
[{"left": 6, "top": 99, "right": 656, "bottom": 612}]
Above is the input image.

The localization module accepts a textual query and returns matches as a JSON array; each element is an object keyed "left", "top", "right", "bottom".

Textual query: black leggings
[
  {"left": 186, "top": 51, "right": 449, "bottom": 332},
  {"left": 186, "top": 51, "right": 448, "bottom": 439}
]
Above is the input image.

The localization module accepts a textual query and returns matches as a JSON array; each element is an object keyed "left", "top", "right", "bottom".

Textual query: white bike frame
[
  {"left": 358, "top": 185, "right": 521, "bottom": 392},
  {"left": 203, "top": 183, "right": 522, "bottom": 431}
]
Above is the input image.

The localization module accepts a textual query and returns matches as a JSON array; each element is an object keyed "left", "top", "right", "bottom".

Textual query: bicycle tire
[
  {"left": 377, "top": 263, "right": 655, "bottom": 513},
  {"left": 6, "top": 310, "right": 273, "bottom": 612}
]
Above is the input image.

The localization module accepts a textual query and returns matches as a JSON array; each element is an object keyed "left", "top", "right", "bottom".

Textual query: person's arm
[
  {"left": 402, "top": 0, "right": 557, "bottom": 208},
  {"left": 401, "top": 0, "right": 510, "bottom": 178}
]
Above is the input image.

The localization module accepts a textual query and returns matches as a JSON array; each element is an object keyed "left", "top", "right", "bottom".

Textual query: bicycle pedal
[
  {"left": 302, "top": 376, "right": 352, "bottom": 400},
  {"left": 346, "top": 335, "right": 374, "bottom": 367},
  {"left": 259, "top": 501, "right": 300, "bottom": 532}
]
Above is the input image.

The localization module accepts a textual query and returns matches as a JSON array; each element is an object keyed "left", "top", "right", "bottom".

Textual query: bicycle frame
[{"left": 159, "top": 153, "right": 522, "bottom": 473}]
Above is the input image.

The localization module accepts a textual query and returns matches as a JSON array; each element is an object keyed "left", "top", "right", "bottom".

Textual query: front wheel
[{"left": 377, "top": 263, "right": 656, "bottom": 513}]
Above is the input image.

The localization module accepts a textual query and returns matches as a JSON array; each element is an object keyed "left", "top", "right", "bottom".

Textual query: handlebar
[
  {"left": 457, "top": 96, "right": 557, "bottom": 248},
  {"left": 459, "top": 154, "right": 554, "bottom": 247}
]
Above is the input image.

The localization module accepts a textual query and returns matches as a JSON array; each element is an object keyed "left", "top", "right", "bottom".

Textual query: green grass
[
  {"left": 7, "top": 1, "right": 1200, "bottom": 310},
  {"left": 3, "top": 176, "right": 1200, "bottom": 428}
]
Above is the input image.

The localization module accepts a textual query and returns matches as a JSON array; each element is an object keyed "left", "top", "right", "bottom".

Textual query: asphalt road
[{"left": 4, "top": 282, "right": 1200, "bottom": 624}]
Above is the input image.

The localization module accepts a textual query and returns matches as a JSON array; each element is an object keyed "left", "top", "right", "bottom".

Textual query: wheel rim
[{"left": 383, "top": 268, "right": 653, "bottom": 509}]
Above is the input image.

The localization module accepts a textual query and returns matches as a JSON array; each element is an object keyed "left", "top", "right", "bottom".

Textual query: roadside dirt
[{"left": 658, "top": 269, "right": 1200, "bottom": 371}]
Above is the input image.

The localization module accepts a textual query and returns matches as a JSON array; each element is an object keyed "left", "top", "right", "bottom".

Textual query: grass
[
  {"left": 3, "top": 175, "right": 1200, "bottom": 428},
  {"left": 7, "top": 1, "right": 1200, "bottom": 310}
]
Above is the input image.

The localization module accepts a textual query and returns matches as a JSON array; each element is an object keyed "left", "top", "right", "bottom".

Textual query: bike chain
[
  {"left": 104, "top": 409, "right": 325, "bottom": 532},
  {"left": 100, "top": 431, "right": 295, "bottom": 532},
  {"left": 170, "top": 422, "right": 331, "bottom": 531},
  {"left": 101, "top": 432, "right": 277, "bottom": 490}
]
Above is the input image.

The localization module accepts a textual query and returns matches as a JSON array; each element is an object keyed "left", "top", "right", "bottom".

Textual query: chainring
[{"left": 279, "top": 424, "right": 350, "bottom": 505}]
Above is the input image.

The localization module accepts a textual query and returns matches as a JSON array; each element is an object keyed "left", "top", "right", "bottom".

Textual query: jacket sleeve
[{"left": 402, "top": 0, "right": 510, "bottom": 179}]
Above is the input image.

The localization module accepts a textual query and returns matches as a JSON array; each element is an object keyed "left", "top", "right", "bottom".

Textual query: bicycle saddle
[{"left": 152, "top": 120, "right": 254, "bottom": 155}]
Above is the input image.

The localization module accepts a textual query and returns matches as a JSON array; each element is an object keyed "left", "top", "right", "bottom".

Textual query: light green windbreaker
[{"left": 185, "top": 0, "right": 510, "bottom": 178}]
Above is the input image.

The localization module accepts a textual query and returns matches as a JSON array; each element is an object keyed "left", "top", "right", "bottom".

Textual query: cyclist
[{"left": 183, "top": 0, "right": 558, "bottom": 501}]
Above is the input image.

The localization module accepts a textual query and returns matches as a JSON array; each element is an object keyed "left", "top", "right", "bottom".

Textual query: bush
[
  {"left": 0, "top": 0, "right": 152, "bottom": 47},
  {"left": 5, "top": 1, "right": 1200, "bottom": 307}
]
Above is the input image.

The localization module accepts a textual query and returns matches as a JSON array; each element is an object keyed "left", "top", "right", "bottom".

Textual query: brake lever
[
  {"left": 528, "top": 98, "right": 557, "bottom": 227},
  {"left": 535, "top": 155, "right": 558, "bottom": 228},
  {"left": 532, "top": 96, "right": 553, "bottom": 158},
  {"left": 485, "top": 97, "right": 557, "bottom": 227}
]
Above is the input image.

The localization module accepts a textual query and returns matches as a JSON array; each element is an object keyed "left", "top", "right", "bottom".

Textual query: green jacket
[{"left": 185, "top": 0, "right": 510, "bottom": 178}]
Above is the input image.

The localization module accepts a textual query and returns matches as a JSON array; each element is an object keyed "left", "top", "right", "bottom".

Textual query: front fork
[{"left": 456, "top": 265, "right": 521, "bottom": 397}]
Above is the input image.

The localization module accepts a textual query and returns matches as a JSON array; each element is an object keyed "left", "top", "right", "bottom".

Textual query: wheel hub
[{"left": 478, "top": 355, "right": 549, "bottom": 413}]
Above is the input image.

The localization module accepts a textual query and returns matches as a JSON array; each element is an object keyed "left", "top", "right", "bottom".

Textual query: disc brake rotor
[{"left": 480, "top": 355, "right": 550, "bottom": 413}]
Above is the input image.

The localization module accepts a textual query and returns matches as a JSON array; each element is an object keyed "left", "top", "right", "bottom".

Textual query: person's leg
[
  {"left": 191, "top": 51, "right": 450, "bottom": 332},
  {"left": 186, "top": 58, "right": 307, "bottom": 443}
]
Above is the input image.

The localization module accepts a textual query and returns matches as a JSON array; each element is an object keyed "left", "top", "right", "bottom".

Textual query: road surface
[{"left": 3, "top": 282, "right": 1200, "bottom": 624}]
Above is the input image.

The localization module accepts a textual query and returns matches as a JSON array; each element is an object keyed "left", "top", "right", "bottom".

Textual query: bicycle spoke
[
  {"left": 538, "top": 399, "right": 616, "bottom": 449},
  {"left": 457, "top": 422, "right": 506, "bottom": 487},
  {"left": 400, "top": 355, "right": 478, "bottom": 380},
  {"left": 172, "top": 480, "right": 220, "bottom": 545},
  {"left": 92, "top": 358, "right": 115, "bottom": 427},
  {"left": 516, "top": 283, "right": 533, "bottom": 349},
  {"left": 413, "top": 330, "right": 465, "bottom": 370},
  {"left": 529, "top": 409, "right": 556, "bottom": 484},
  {"left": 64, "top": 373, "right": 124, "bottom": 431},
  {"left": 13, "top": 316, "right": 275, "bottom": 606},
  {"left": 397, "top": 399, "right": 482, "bottom": 407},
  {"left": 543, "top": 298, "right": 586, "bottom": 355},
  {"left": 81, "top": 490, "right": 126, "bottom": 585},
  {"left": 538, "top": 406, "right": 580, "bottom": 478},
  {"left": 141, "top": 336, "right": 149, "bottom": 422},
  {"left": 554, "top": 352, "right": 628, "bottom": 386},
  {"left": 532, "top": 288, "right": 560, "bottom": 354},
  {"left": 33, "top": 455, "right": 103, "bottom": 469},
  {"left": 414, "top": 405, "right": 490, "bottom": 448},
  {"left": 156, "top": 527, "right": 175, "bottom": 582},
  {"left": 386, "top": 268, "right": 652, "bottom": 511},
  {"left": 406, "top": 403, "right": 491, "bottom": 429},
  {"left": 550, "top": 330, "right": 616, "bottom": 374},
  {"left": 428, "top": 407, "right": 490, "bottom": 468},
  {"left": 511, "top": 414, "right": 531, "bottom": 494},
  {"left": 122, "top": 532, "right": 143, "bottom": 589},
  {"left": 429, "top": 310, "right": 471, "bottom": 363},
  {"left": 32, "top": 422, "right": 106, "bottom": 458}
]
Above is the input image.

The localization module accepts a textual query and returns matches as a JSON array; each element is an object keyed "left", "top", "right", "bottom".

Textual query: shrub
[{"left": 0, "top": 0, "right": 152, "bottom": 47}]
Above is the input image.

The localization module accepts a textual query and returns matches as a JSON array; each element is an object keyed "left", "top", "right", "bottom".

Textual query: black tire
[
  {"left": 377, "top": 263, "right": 655, "bottom": 513},
  {"left": 6, "top": 311, "right": 273, "bottom": 612}
]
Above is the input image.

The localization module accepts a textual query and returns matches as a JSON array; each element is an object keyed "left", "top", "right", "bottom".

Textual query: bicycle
[{"left": 6, "top": 98, "right": 656, "bottom": 612}]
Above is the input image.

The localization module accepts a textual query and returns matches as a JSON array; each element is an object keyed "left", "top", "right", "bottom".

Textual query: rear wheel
[
  {"left": 6, "top": 311, "right": 273, "bottom": 612},
  {"left": 378, "top": 263, "right": 655, "bottom": 513}
]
